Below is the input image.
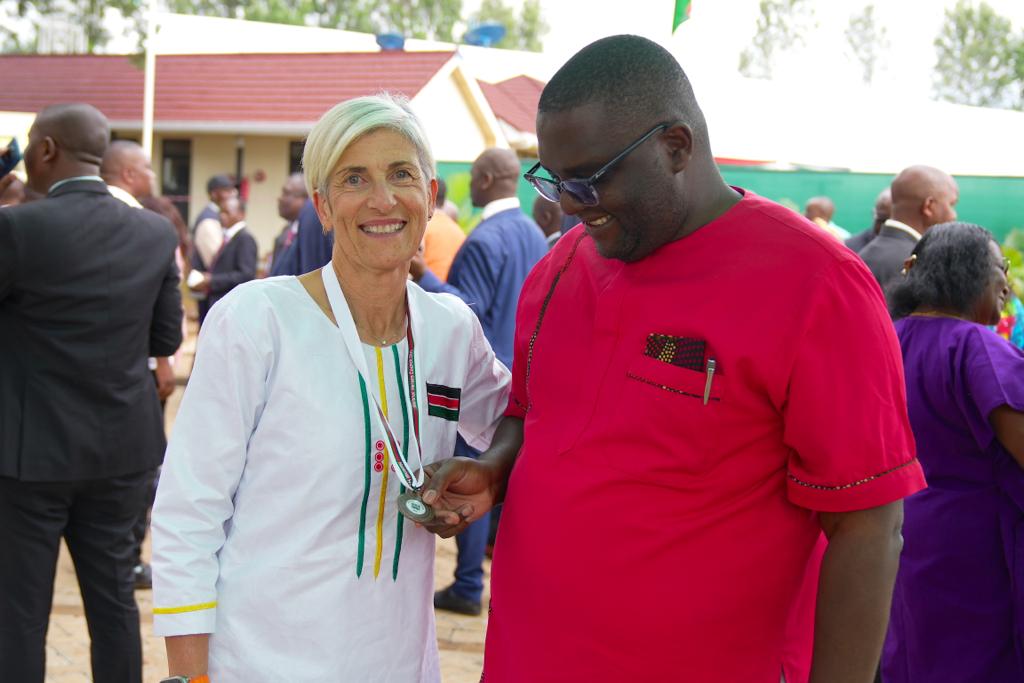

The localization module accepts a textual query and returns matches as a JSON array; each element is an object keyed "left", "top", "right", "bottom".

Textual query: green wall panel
[
  {"left": 719, "top": 166, "right": 1024, "bottom": 241},
  {"left": 437, "top": 160, "right": 1024, "bottom": 241}
]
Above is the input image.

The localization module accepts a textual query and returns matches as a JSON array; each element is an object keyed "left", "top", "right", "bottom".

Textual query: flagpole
[{"left": 142, "top": 0, "right": 157, "bottom": 158}]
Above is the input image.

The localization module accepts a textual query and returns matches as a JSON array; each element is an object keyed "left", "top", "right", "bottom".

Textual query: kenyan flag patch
[{"left": 426, "top": 383, "right": 461, "bottom": 421}]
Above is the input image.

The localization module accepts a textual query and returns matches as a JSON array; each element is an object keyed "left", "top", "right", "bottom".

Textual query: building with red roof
[
  {"left": 477, "top": 75, "right": 544, "bottom": 155},
  {"left": 0, "top": 50, "right": 512, "bottom": 248}
]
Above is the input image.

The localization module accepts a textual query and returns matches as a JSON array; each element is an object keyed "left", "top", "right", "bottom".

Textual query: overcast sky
[
  {"left": 516, "top": 0, "right": 1024, "bottom": 101},
  {"left": 8, "top": 0, "right": 1024, "bottom": 103}
]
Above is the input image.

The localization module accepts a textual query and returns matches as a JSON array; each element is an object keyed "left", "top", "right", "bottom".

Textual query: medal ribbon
[
  {"left": 320, "top": 265, "right": 425, "bottom": 491},
  {"left": 372, "top": 323, "right": 424, "bottom": 491}
]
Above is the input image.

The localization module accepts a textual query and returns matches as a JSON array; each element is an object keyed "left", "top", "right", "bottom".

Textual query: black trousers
[
  {"left": 130, "top": 468, "right": 160, "bottom": 567},
  {"left": 0, "top": 470, "right": 154, "bottom": 683},
  {"left": 131, "top": 378, "right": 166, "bottom": 566}
]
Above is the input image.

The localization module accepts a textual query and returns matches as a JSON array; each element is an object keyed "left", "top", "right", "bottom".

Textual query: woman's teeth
[{"left": 362, "top": 222, "right": 404, "bottom": 234}]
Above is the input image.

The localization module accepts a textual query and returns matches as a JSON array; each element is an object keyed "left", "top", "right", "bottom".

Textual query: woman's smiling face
[
  {"left": 973, "top": 240, "right": 1011, "bottom": 326},
  {"left": 315, "top": 128, "right": 436, "bottom": 275}
]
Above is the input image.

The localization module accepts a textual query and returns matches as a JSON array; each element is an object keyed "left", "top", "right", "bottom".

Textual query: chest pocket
[{"left": 600, "top": 352, "right": 729, "bottom": 480}]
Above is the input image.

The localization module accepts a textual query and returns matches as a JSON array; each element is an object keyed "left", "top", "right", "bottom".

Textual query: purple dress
[{"left": 883, "top": 317, "right": 1024, "bottom": 682}]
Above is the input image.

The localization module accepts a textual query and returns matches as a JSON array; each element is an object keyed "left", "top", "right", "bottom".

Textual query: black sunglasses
[{"left": 524, "top": 122, "right": 670, "bottom": 207}]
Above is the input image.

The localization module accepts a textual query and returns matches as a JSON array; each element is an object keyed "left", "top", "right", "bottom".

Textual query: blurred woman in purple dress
[{"left": 882, "top": 222, "right": 1024, "bottom": 682}]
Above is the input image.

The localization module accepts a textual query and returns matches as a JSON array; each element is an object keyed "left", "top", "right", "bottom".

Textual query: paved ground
[{"left": 44, "top": 323, "right": 488, "bottom": 683}]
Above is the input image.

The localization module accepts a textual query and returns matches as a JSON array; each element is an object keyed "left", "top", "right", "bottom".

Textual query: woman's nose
[{"left": 367, "top": 182, "right": 397, "bottom": 211}]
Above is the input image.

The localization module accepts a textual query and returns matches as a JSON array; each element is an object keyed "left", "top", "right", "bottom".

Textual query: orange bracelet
[{"left": 191, "top": 677, "right": 210, "bottom": 683}]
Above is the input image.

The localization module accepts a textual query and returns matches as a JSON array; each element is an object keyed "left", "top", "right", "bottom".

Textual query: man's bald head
[
  {"left": 277, "top": 172, "right": 307, "bottom": 221},
  {"left": 470, "top": 147, "right": 520, "bottom": 207},
  {"left": 24, "top": 103, "right": 110, "bottom": 193},
  {"left": 804, "top": 196, "right": 835, "bottom": 222},
  {"left": 890, "top": 165, "right": 958, "bottom": 232},
  {"left": 532, "top": 195, "right": 563, "bottom": 237},
  {"left": 101, "top": 140, "right": 155, "bottom": 199},
  {"left": 33, "top": 104, "right": 109, "bottom": 166}
]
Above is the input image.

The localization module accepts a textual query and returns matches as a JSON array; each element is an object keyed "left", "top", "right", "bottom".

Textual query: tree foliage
[
  {"left": 1, "top": 0, "right": 546, "bottom": 53},
  {"left": 469, "top": 0, "right": 547, "bottom": 52},
  {"left": 933, "top": 0, "right": 1023, "bottom": 110},
  {"left": 3, "top": 0, "right": 141, "bottom": 53},
  {"left": 844, "top": 4, "right": 887, "bottom": 85},
  {"left": 738, "top": 0, "right": 814, "bottom": 79}
]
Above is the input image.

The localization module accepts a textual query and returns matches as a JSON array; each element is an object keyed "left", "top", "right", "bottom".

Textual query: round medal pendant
[{"left": 397, "top": 491, "right": 434, "bottom": 523}]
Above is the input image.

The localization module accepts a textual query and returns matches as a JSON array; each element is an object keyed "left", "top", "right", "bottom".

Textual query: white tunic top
[{"left": 152, "top": 267, "right": 510, "bottom": 681}]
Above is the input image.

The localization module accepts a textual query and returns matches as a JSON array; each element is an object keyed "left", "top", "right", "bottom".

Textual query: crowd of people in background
[{"left": 1, "top": 32, "right": 1022, "bottom": 683}]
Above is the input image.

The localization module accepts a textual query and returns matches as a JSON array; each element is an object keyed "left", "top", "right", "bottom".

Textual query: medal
[{"left": 397, "top": 490, "right": 434, "bottom": 523}]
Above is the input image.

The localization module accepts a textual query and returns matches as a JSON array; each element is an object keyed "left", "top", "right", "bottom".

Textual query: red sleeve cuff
[{"left": 786, "top": 457, "right": 927, "bottom": 512}]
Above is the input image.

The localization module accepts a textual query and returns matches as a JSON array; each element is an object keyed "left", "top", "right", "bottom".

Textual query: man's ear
[
  {"left": 41, "top": 137, "right": 58, "bottom": 164},
  {"left": 920, "top": 196, "right": 936, "bottom": 221},
  {"left": 663, "top": 123, "right": 694, "bottom": 173},
  {"left": 480, "top": 171, "right": 494, "bottom": 192}
]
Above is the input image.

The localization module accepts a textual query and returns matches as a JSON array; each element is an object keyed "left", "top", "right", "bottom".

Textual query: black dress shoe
[{"left": 433, "top": 585, "right": 482, "bottom": 616}]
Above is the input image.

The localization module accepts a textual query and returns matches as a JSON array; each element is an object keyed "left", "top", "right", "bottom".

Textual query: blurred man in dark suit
[
  {"left": 188, "top": 194, "right": 258, "bottom": 324},
  {"left": 858, "top": 165, "right": 957, "bottom": 289},
  {"left": 0, "top": 103, "right": 182, "bottom": 683},
  {"left": 845, "top": 187, "right": 891, "bottom": 253},
  {"left": 268, "top": 195, "right": 332, "bottom": 276},
  {"left": 269, "top": 172, "right": 307, "bottom": 272},
  {"left": 192, "top": 174, "right": 236, "bottom": 272}
]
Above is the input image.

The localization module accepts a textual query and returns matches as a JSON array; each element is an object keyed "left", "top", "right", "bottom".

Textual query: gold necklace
[{"left": 358, "top": 321, "right": 407, "bottom": 347}]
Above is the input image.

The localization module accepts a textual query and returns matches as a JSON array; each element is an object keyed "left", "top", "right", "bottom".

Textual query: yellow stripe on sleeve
[{"left": 153, "top": 601, "right": 218, "bottom": 615}]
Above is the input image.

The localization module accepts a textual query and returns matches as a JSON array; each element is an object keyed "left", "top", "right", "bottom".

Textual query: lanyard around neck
[{"left": 320, "top": 265, "right": 425, "bottom": 490}]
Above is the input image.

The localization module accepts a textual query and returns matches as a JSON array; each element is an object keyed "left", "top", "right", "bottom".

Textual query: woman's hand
[{"left": 419, "top": 457, "right": 501, "bottom": 538}]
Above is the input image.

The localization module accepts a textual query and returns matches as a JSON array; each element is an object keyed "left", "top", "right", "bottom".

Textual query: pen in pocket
[{"left": 703, "top": 358, "right": 716, "bottom": 405}]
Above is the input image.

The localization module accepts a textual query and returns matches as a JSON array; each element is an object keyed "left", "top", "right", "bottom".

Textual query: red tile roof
[
  {"left": 0, "top": 52, "right": 454, "bottom": 125},
  {"left": 477, "top": 75, "right": 544, "bottom": 134}
]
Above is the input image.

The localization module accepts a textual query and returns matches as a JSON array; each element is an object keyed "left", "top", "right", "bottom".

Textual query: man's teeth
[
  {"left": 362, "top": 222, "right": 404, "bottom": 234},
  {"left": 587, "top": 215, "right": 612, "bottom": 227}
]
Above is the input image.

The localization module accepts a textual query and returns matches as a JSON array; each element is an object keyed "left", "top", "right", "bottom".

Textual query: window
[
  {"left": 161, "top": 139, "right": 191, "bottom": 226},
  {"left": 289, "top": 140, "right": 305, "bottom": 175}
]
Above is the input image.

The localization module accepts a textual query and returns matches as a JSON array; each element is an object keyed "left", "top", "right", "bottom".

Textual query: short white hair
[{"left": 302, "top": 93, "right": 436, "bottom": 199}]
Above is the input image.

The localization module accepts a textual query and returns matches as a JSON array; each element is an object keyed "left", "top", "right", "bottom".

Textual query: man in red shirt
[{"left": 422, "top": 35, "right": 924, "bottom": 683}]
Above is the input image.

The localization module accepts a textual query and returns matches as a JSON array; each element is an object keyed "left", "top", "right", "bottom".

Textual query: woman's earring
[{"left": 901, "top": 253, "right": 917, "bottom": 276}]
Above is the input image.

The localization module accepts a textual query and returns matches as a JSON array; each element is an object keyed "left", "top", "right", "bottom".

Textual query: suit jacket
[
  {"left": 197, "top": 224, "right": 258, "bottom": 323},
  {"left": 857, "top": 225, "right": 919, "bottom": 290},
  {"left": 845, "top": 229, "right": 874, "bottom": 253},
  {"left": 0, "top": 179, "right": 183, "bottom": 481},
  {"left": 268, "top": 198, "right": 332, "bottom": 276}
]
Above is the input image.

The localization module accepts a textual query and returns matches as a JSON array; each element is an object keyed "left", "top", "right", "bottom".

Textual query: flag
[
  {"left": 426, "top": 383, "right": 461, "bottom": 421},
  {"left": 673, "top": 0, "right": 692, "bottom": 32}
]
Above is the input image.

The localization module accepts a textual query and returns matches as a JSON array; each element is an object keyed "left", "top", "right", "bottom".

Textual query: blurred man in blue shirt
[{"left": 411, "top": 147, "right": 547, "bottom": 614}]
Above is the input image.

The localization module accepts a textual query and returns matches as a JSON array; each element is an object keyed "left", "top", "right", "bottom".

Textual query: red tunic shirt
[{"left": 484, "top": 190, "right": 926, "bottom": 682}]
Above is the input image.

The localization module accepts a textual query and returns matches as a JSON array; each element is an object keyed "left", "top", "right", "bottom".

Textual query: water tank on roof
[
  {"left": 376, "top": 33, "right": 405, "bottom": 51},
  {"left": 463, "top": 23, "right": 506, "bottom": 48}
]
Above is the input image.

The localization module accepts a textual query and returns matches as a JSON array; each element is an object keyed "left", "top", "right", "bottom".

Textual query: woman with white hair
[{"left": 151, "top": 95, "right": 510, "bottom": 682}]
